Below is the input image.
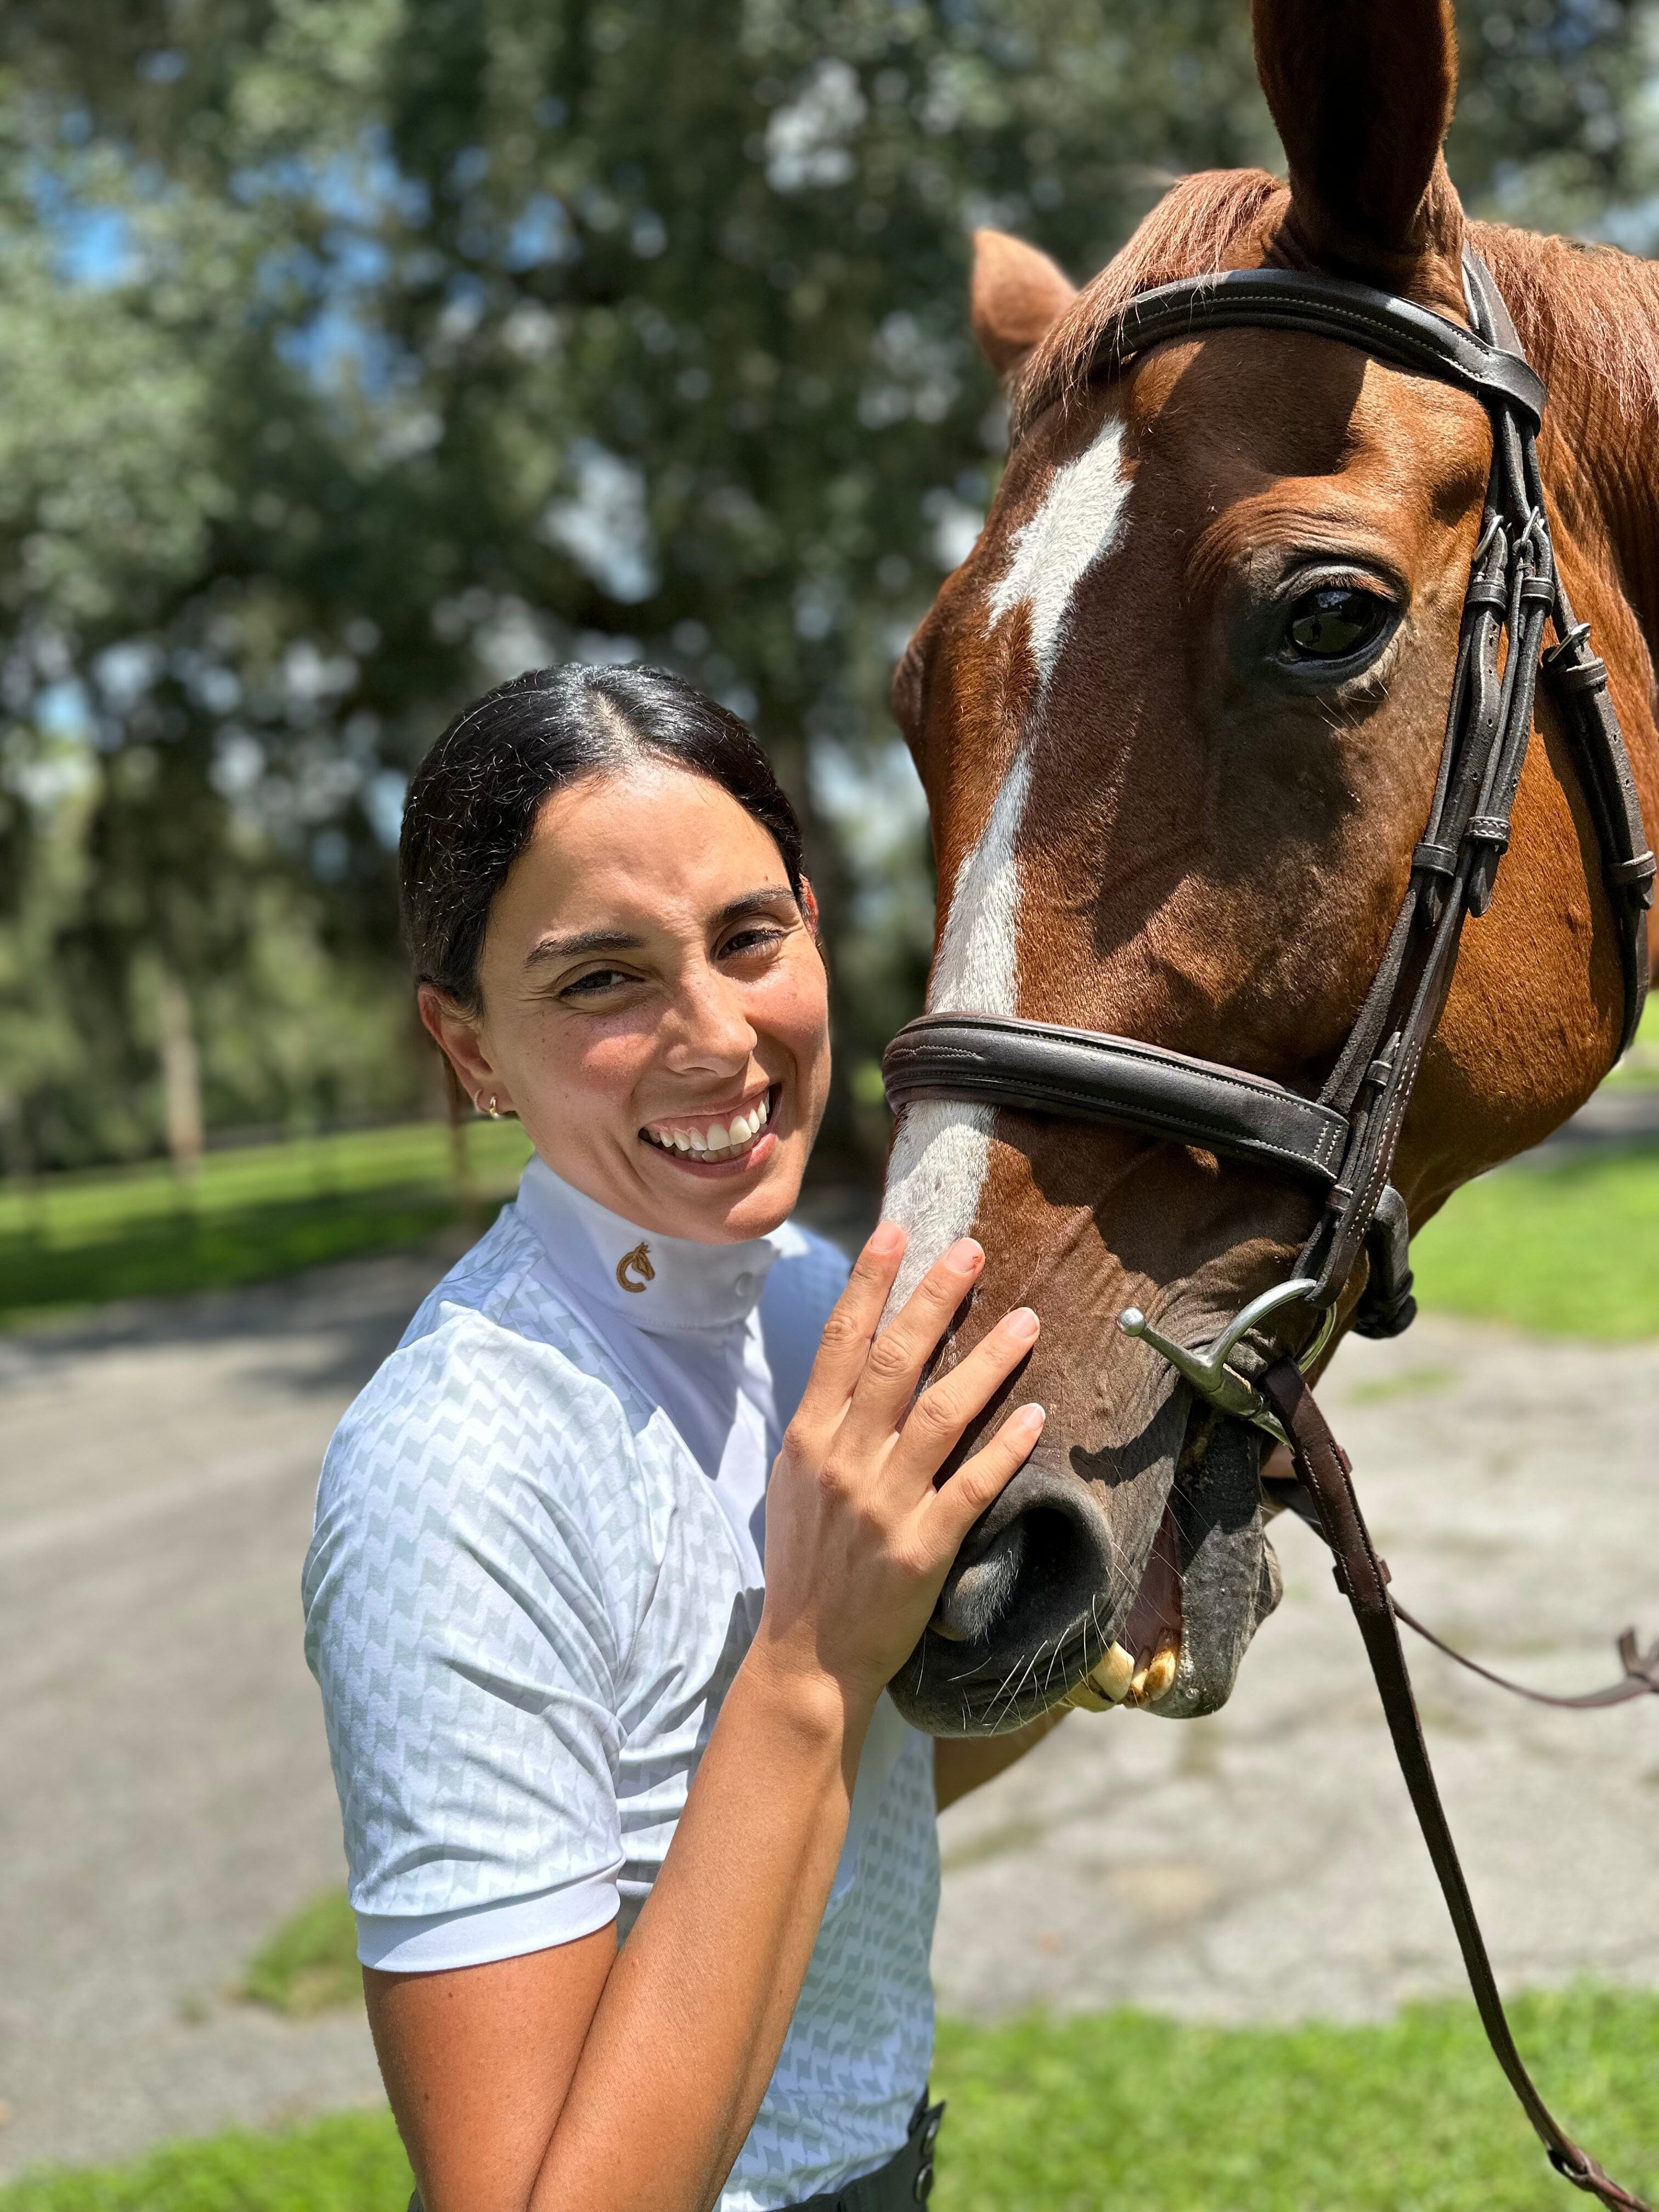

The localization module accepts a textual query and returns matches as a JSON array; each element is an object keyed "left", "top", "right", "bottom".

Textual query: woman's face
[{"left": 422, "top": 761, "right": 832, "bottom": 1245}]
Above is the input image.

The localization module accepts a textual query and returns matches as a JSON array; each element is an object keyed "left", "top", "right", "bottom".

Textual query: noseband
[{"left": 883, "top": 250, "right": 1655, "bottom": 1430}]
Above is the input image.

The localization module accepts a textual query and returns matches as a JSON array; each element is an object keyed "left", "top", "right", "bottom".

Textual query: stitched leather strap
[
  {"left": 881, "top": 1012, "right": 1350, "bottom": 1186},
  {"left": 1099, "top": 267, "right": 1547, "bottom": 426},
  {"left": 1259, "top": 1359, "right": 1653, "bottom": 2212}
]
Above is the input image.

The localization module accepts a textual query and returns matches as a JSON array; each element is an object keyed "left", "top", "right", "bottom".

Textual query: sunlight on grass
[
  {"left": 241, "top": 1889, "right": 362, "bottom": 2019},
  {"left": 932, "top": 1987, "right": 1659, "bottom": 2212},
  {"left": 3, "top": 1986, "right": 1654, "bottom": 2210},
  {"left": 0, "top": 1118, "right": 533, "bottom": 1321}
]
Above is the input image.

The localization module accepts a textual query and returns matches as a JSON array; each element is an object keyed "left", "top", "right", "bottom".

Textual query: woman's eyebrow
[
  {"left": 524, "top": 928, "right": 643, "bottom": 967},
  {"left": 524, "top": 887, "right": 795, "bottom": 969},
  {"left": 712, "top": 884, "right": 796, "bottom": 926}
]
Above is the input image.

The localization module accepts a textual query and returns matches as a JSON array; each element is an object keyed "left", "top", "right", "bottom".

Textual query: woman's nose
[{"left": 665, "top": 967, "right": 758, "bottom": 1071}]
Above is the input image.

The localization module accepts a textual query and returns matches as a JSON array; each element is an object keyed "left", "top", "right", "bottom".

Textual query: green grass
[
  {"left": 932, "top": 1987, "right": 1659, "bottom": 2211},
  {"left": 1410, "top": 1145, "right": 1659, "bottom": 1338},
  {"left": 4, "top": 1986, "right": 1654, "bottom": 2210},
  {"left": 241, "top": 1889, "right": 363, "bottom": 2019},
  {"left": 0, "top": 2109, "right": 412, "bottom": 2211},
  {"left": 0, "top": 1119, "right": 532, "bottom": 1323}
]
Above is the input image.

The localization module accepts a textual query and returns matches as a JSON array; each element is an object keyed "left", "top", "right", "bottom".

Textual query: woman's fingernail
[
  {"left": 871, "top": 1221, "right": 905, "bottom": 1256},
  {"left": 1006, "top": 1307, "right": 1040, "bottom": 1339},
  {"left": 1015, "top": 1403, "right": 1047, "bottom": 1434},
  {"left": 943, "top": 1237, "right": 983, "bottom": 1271}
]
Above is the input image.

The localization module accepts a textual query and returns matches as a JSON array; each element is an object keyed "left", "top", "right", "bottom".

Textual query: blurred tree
[{"left": 1, "top": 0, "right": 1655, "bottom": 1171}]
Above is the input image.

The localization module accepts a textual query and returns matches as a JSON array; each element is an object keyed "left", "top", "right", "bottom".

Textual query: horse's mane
[{"left": 1012, "top": 167, "right": 1659, "bottom": 442}]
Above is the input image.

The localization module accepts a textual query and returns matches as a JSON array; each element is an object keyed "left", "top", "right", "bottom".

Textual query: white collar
[{"left": 515, "top": 1154, "right": 787, "bottom": 1335}]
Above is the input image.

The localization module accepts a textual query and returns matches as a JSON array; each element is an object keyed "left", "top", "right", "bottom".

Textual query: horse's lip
[{"left": 916, "top": 1392, "right": 1254, "bottom": 1721}]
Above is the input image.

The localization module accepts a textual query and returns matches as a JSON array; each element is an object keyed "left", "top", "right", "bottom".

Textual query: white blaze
[
  {"left": 881, "top": 411, "right": 1133, "bottom": 1303},
  {"left": 984, "top": 416, "right": 1132, "bottom": 684}
]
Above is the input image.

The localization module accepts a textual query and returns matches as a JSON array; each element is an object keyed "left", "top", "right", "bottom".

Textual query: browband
[{"left": 1088, "top": 266, "right": 1547, "bottom": 428}]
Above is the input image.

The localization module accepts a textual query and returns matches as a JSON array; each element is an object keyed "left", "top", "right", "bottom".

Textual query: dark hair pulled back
[{"left": 399, "top": 663, "right": 806, "bottom": 1011}]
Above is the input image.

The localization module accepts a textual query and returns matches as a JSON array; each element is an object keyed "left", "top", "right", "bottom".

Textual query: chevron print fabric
[{"left": 302, "top": 1173, "right": 939, "bottom": 2209}]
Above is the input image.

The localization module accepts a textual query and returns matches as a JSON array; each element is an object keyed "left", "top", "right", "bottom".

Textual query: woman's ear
[
  {"left": 798, "top": 877, "right": 822, "bottom": 940},
  {"left": 417, "top": 983, "right": 510, "bottom": 1116}
]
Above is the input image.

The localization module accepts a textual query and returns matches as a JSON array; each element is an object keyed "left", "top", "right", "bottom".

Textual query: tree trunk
[{"left": 156, "top": 967, "right": 204, "bottom": 1180}]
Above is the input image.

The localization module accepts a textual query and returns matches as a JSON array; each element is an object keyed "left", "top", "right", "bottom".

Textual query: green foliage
[
  {"left": 3, "top": 0, "right": 1657, "bottom": 1173},
  {"left": 1411, "top": 1145, "right": 1659, "bottom": 1339},
  {"left": 242, "top": 1889, "right": 363, "bottom": 2019},
  {"left": 5, "top": 1987, "right": 1656, "bottom": 2210},
  {"left": 0, "top": 1115, "right": 531, "bottom": 1319}
]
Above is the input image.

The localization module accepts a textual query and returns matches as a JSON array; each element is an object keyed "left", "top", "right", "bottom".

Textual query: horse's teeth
[
  {"left": 1130, "top": 1633, "right": 1181, "bottom": 1707},
  {"left": 1093, "top": 1643, "right": 1137, "bottom": 1702}
]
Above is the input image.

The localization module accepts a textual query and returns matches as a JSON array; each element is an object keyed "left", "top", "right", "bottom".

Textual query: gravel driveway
[{"left": 2, "top": 1241, "right": 1655, "bottom": 2179}]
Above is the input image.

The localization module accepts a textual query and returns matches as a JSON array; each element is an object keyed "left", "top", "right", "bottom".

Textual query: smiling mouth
[{"left": 639, "top": 1084, "right": 778, "bottom": 1165}]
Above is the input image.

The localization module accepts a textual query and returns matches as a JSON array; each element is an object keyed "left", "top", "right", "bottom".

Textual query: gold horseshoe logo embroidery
[{"left": 616, "top": 1241, "right": 655, "bottom": 1294}]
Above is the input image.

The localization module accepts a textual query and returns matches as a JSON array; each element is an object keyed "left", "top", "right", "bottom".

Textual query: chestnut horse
[{"left": 881, "top": 0, "right": 1659, "bottom": 1738}]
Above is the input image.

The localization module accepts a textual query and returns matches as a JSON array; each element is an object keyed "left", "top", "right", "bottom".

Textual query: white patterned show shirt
[{"left": 303, "top": 1156, "right": 939, "bottom": 2210}]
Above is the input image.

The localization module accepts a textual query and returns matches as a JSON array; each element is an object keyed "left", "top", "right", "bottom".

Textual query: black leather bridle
[
  {"left": 882, "top": 252, "right": 1658, "bottom": 2211},
  {"left": 884, "top": 251, "right": 1654, "bottom": 1410}
]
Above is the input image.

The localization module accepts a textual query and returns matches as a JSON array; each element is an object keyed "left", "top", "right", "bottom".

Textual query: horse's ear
[
  {"left": 970, "top": 229, "right": 1077, "bottom": 379},
  {"left": 1252, "top": 0, "right": 1463, "bottom": 291}
]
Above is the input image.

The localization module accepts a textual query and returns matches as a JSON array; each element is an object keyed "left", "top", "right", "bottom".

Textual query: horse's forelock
[{"left": 1009, "top": 168, "right": 1286, "bottom": 442}]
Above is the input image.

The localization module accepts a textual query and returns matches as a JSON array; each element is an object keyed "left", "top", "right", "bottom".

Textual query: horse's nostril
[
  {"left": 931, "top": 1464, "right": 1113, "bottom": 1651},
  {"left": 932, "top": 1520, "right": 1028, "bottom": 1641}
]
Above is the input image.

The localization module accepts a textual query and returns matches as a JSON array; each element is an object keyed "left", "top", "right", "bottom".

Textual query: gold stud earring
[{"left": 487, "top": 1095, "right": 500, "bottom": 1119}]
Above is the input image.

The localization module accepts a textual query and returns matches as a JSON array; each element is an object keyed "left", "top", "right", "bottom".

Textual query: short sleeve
[{"left": 302, "top": 1306, "right": 648, "bottom": 1972}]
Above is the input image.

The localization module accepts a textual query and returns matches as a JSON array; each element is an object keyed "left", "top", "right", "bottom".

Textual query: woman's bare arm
[{"left": 364, "top": 1226, "right": 1045, "bottom": 2212}]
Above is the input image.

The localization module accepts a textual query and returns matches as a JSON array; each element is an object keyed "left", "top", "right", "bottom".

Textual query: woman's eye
[
  {"left": 720, "top": 926, "right": 785, "bottom": 960},
  {"left": 561, "top": 968, "right": 634, "bottom": 1000},
  {"left": 1280, "top": 585, "right": 1393, "bottom": 663}
]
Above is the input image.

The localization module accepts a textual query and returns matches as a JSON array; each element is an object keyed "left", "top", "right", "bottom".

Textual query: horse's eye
[{"left": 1282, "top": 585, "right": 1392, "bottom": 662}]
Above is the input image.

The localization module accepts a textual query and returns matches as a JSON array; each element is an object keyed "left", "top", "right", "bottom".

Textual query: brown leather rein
[
  {"left": 1262, "top": 1362, "right": 1656, "bottom": 2210},
  {"left": 883, "top": 253, "right": 1658, "bottom": 2205}
]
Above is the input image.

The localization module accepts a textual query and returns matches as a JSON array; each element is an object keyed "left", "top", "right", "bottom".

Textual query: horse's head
[{"left": 883, "top": 0, "right": 1657, "bottom": 1733}]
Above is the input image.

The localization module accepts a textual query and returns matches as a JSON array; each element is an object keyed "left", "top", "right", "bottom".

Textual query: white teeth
[{"left": 648, "top": 1098, "right": 770, "bottom": 1156}]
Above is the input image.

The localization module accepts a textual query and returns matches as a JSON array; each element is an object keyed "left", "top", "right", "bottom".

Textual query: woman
[{"left": 303, "top": 663, "right": 1057, "bottom": 2212}]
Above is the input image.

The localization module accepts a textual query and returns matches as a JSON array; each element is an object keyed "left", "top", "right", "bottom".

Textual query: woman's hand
[{"left": 753, "top": 1223, "right": 1043, "bottom": 1710}]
